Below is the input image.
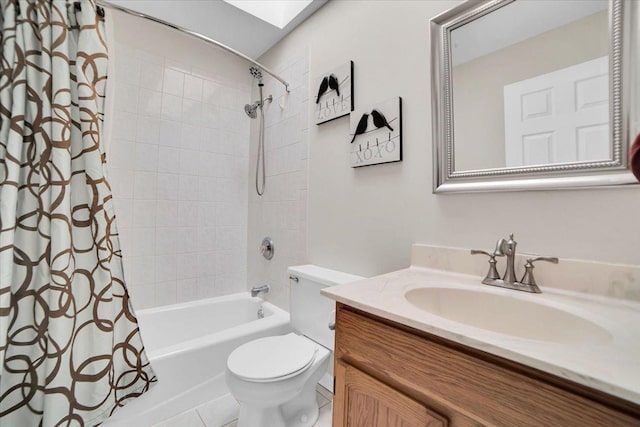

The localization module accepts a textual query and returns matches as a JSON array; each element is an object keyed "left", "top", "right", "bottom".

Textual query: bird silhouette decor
[
  {"left": 371, "top": 109, "right": 393, "bottom": 131},
  {"left": 349, "top": 97, "right": 402, "bottom": 168},
  {"left": 315, "top": 74, "right": 340, "bottom": 103},
  {"left": 350, "top": 113, "right": 369, "bottom": 143},
  {"left": 315, "top": 61, "right": 354, "bottom": 125}
]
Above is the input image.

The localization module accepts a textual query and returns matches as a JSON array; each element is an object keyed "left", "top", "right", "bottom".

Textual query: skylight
[{"left": 224, "top": 0, "right": 313, "bottom": 29}]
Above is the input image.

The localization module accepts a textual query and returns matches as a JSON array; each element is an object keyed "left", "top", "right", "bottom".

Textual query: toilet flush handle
[{"left": 328, "top": 321, "right": 335, "bottom": 331}]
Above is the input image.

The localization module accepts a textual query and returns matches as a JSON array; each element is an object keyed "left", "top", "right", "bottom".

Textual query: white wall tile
[
  {"left": 158, "top": 146, "right": 180, "bottom": 173},
  {"left": 112, "top": 112, "right": 137, "bottom": 141},
  {"left": 155, "top": 280, "right": 177, "bottom": 306},
  {"left": 109, "top": 169, "right": 134, "bottom": 199},
  {"left": 156, "top": 227, "right": 178, "bottom": 255},
  {"left": 198, "top": 202, "right": 216, "bottom": 228},
  {"left": 117, "top": 83, "right": 139, "bottom": 114},
  {"left": 181, "top": 125, "right": 203, "bottom": 151},
  {"left": 161, "top": 93, "right": 183, "bottom": 122},
  {"left": 134, "top": 143, "right": 159, "bottom": 172},
  {"left": 133, "top": 200, "right": 156, "bottom": 228},
  {"left": 131, "top": 227, "right": 156, "bottom": 256},
  {"left": 128, "top": 284, "right": 155, "bottom": 310},
  {"left": 197, "top": 176, "right": 217, "bottom": 201},
  {"left": 129, "top": 255, "right": 155, "bottom": 285},
  {"left": 177, "top": 227, "right": 198, "bottom": 254},
  {"left": 197, "top": 276, "right": 216, "bottom": 298},
  {"left": 197, "top": 227, "right": 216, "bottom": 252},
  {"left": 165, "top": 59, "right": 191, "bottom": 74},
  {"left": 134, "top": 171, "right": 157, "bottom": 200},
  {"left": 202, "top": 80, "right": 223, "bottom": 105},
  {"left": 182, "top": 99, "right": 203, "bottom": 126},
  {"left": 178, "top": 201, "right": 199, "bottom": 227},
  {"left": 139, "top": 61, "right": 164, "bottom": 92},
  {"left": 197, "top": 252, "right": 217, "bottom": 278},
  {"left": 163, "top": 68, "right": 185, "bottom": 97},
  {"left": 116, "top": 55, "right": 141, "bottom": 86},
  {"left": 177, "top": 278, "right": 198, "bottom": 303},
  {"left": 138, "top": 88, "right": 162, "bottom": 118},
  {"left": 179, "top": 150, "right": 200, "bottom": 176},
  {"left": 108, "top": 37, "right": 250, "bottom": 309},
  {"left": 247, "top": 52, "right": 309, "bottom": 312},
  {"left": 202, "top": 103, "right": 220, "bottom": 128},
  {"left": 136, "top": 117, "right": 163, "bottom": 146},
  {"left": 179, "top": 175, "right": 199, "bottom": 200},
  {"left": 156, "top": 200, "right": 178, "bottom": 227},
  {"left": 159, "top": 120, "right": 182, "bottom": 148},
  {"left": 157, "top": 173, "right": 179, "bottom": 200},
  {"left": 156, "top": 254, "right": 177, "bottom": 281},
  {"left": 107, "top": 140, "right": 135, "bottom": 171},
  {"left": 184, "top": 75, "right": 204, "bottom": 101},
  {"left": 113, "top": 198, "right": 133, "bottom": 230},
  {"left": 177, "top": 253, "right": 198, "bottom": 279}
]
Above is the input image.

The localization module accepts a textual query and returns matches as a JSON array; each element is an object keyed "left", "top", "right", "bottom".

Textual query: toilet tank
[{"left": 288, "top": 265, "right": 364, "bottom": 351}]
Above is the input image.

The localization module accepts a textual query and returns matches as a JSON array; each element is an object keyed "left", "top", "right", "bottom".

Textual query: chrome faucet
[
  {"left": 471, "top": 234, "right": 558, "bottom": 293},
  {"left": 495, "top": 234, "right": 517, "bottom": 284},
  {"left": 251, "top": 284, "right": 270, "bottom": 297}
]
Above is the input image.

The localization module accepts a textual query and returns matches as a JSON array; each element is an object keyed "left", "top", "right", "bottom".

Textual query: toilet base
[
  {"left": 227, "top": 339, "right": 330, "bottom": 427},
  {"left": 236, "top": 377, "right": 319, "bottom": 427}
]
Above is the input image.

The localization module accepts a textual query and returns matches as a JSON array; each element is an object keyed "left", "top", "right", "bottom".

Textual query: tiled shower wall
[
  {"left": 105, "top": 10, "right": 251, "bottom": 309},
  {"left": 248, "top": 51, "right": 310, "bottom": 311}
]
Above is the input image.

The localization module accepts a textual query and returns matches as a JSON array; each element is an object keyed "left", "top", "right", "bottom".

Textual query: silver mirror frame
[{"left": 431, "top": 0, "right": 637, "bottom": 193}]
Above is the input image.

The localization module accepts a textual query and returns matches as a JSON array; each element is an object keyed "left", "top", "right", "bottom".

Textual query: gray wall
[{"left": 257, "top": 0, "right": 640, "bottom": 282}]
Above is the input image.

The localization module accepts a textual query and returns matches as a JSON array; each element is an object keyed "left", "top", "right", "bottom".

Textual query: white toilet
[{"left": 225, "top": 265, "right": 363, "bottom": 427}]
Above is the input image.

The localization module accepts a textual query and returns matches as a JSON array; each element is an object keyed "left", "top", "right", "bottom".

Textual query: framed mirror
[{"left": 431, "top": 0, "right": 636, "bottom": 193}]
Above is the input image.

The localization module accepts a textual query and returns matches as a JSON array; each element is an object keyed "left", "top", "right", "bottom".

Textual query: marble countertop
[{"left": 321, "top": 266, "right": 640, "bottom": 405}]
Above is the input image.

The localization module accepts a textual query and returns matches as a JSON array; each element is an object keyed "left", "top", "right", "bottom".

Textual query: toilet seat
[{"left": 227, "top": 333, "right": 318, "bottom": 383}]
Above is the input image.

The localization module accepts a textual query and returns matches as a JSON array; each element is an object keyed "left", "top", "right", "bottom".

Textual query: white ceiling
[{"left": 107, "top": 0, "right": 327, "bottom": 59}]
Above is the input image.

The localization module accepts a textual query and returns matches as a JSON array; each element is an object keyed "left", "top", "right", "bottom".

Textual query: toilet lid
[{"left": 227, "top": 333, "right": 318, "bottom": 382}]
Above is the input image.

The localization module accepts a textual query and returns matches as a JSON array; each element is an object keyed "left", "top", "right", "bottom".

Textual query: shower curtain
[{"left": 0, "top": 0, "right": 156, "bottom": 425}]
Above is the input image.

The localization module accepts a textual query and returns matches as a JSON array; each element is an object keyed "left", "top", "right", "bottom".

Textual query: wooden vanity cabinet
[{"left": 332, "top": 303, "right": 640, "bottom": 427}]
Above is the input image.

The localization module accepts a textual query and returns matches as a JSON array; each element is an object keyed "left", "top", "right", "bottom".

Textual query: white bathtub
[{"left": 104, "top": 293, "right": 291, "bottom": 426}]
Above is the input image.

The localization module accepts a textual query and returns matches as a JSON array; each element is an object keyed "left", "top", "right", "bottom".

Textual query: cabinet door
[{"left": 334, "top": 361, "right": 448, "bottom": 427}]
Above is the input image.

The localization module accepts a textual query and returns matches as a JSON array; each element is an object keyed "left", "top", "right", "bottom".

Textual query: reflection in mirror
[
  {"left": 431, "top": 0, "right": 636, "bottom": 192},
  {"left": 451, "top": 0, "right": 609, "bottom": 171}
]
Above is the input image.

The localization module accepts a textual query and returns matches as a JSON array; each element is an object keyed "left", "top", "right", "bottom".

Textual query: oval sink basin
[{"left": 405, "top": 287, "right": 612, "bottom": 345}]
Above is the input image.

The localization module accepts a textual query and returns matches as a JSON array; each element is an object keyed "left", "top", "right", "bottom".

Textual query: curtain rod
[{"left": 96, "top": 0, "right": 290, "bottom": 92}]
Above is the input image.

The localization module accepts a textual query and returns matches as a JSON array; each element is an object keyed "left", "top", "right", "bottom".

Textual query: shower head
[
  {"left": 249, "top": 66, "right": 263, "bottom": 81},
  {"left": 244, "top": 103, "right": 258, "bottom": 119},
  {"left": 244, "top": 95, "right": 272, "bottom": 119}
]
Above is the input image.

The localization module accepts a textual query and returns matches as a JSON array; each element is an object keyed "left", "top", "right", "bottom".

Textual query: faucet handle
[
  {"left": 470, "top": 249, "right": 501, "bottom": 281},
  {"left": 520, "top": 256, "right": 559, "bottom": 290},
  {"left": 527, "top": 256, "right": 559, "bottom": 265}
]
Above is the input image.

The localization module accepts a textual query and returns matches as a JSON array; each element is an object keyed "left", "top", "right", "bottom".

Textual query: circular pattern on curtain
[{"left": 0, "top": 1, "right": 157, "bottom": 425}]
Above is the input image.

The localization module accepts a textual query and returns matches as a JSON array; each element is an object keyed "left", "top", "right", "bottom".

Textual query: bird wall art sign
[
  {"left": 315, "top": 61, "right": 354, "bottom": 125},
  {"left": 349, "top": 97, "right": 402, "bottom": 168}
]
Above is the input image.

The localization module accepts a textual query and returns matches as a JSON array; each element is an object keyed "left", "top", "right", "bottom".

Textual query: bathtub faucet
[{"left": 251, "top": 284, "right": 270, "bottom": 297}]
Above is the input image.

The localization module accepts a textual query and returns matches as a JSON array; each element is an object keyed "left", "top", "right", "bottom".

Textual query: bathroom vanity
[{"left": 322, "top": 256, "right": 640, "bottom": 426}]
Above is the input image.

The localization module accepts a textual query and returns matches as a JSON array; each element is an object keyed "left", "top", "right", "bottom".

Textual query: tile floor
[{"left": 153, "top": 385, "right": 333, "bottom": 427}]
